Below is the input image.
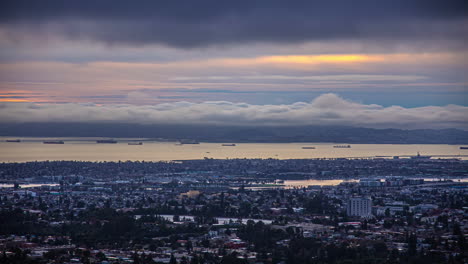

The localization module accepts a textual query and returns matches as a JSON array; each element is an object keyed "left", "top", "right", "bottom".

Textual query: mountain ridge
[{"left": 0, "top": 123, "right": 467, "bottom": 144}]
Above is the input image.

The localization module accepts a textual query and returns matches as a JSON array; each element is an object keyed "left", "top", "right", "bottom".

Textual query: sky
[{"left": 0, "top": 0, "right": 467, "bottom": 129}]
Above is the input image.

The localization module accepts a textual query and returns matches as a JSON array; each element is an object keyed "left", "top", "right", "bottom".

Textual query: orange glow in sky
[
  {"left": 0, "top": 98, "right": 30, "bottom": 102},
  {"left": 260, "top": 54, "right": 383, "bottom": 64},
  {"left": 0, "top": 52, "right": 465, "bottom": 105}
]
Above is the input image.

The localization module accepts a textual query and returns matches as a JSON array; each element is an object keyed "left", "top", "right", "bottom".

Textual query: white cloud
[{"left": 0, "top": 93, "right": 467, "bottom": 129}]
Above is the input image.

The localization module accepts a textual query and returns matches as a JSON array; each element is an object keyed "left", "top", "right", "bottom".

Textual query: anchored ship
[
  {"left": 410, "top": 152, "right": 432, "bottom": 160},
  {"left": 179, "top": 139, "right": 200, "bottom": 144},
  {"left": 333, "top": 145, "right": 351, "bottom": 148},
  {"left": 43, "top": 140, "right": 64, "bottom": 144},
  {"left": 96, "top": 139, "right": 117, "bottom": 144}
]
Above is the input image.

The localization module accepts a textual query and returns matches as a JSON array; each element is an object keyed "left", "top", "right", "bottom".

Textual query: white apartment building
[{"left": 347, "top": 197, "right": 372, "bottom": 217}]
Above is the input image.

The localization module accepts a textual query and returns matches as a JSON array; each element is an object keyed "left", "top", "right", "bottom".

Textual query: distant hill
[{"left": 0, "top": 123, "right": 467, "bottom": 144}]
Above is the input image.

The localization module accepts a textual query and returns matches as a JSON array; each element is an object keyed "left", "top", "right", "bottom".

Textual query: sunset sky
[{"left": 0, "top": 0, "right": 467, "bottom": 129}]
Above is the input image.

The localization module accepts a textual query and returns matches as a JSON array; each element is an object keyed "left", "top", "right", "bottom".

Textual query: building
[
  {"left": 359, "top": 178, "right": 382, "bottom": 187},
  {"left": 347, "top": 197, "right": 372, "bottom": 217}
]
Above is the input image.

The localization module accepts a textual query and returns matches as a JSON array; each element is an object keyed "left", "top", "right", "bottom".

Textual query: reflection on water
[
  {"left": 243, "top": 179, "right": 357, "bottom": 190},
  {"left": 284, "top": 179, "right": 357, "bottom": 188},
  {"left": 0, "top": 183, "right": 60, "bottom": 188},
  {"left": 247, "top": 178, "right": 467, "bottom": 190}
]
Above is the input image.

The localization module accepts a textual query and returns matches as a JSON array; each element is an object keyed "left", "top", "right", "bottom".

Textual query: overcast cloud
[
  {"left": 0, "top": 0, "right": 467, "bottom": 125},
  {"left": 1, "top": 94, "right": 466, "bottom": 129},
  {"left": 1, "top": 0, "right": 467, "bottom": 49}
]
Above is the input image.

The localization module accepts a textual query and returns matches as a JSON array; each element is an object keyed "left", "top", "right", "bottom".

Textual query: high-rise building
[{"left": 347, "top": 197, "right": 372, "bottom": 217}]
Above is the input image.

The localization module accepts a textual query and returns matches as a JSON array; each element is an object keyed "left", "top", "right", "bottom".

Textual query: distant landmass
[{"left": 0, "top": 123, "right": 467, "bottom": 144}]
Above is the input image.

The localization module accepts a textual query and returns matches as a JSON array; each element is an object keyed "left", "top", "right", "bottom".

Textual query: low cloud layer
[{"left": 1, "top": 94, "right": 467, "bottom": 130}]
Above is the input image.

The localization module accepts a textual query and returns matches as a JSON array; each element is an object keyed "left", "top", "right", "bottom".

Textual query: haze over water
[{"left": 0, "top": 137, "right": 466, "bottom": 162}]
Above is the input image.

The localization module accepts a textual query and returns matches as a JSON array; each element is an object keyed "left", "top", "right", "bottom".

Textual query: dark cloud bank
[{"left": 1, "top": 0, "right": 467, "bottom": 47}]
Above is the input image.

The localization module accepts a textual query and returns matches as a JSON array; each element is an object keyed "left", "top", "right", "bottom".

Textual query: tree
[
  {"left": 186, "top": 240, "right": 193, "bottom": 252},
  {"left": 407, "top": 233, "right": 417, "bottom": 255},
  {"left": 385, "top": 208, "right": 391, "bottom": 217},
  {"left": 220, "top": 252, "right": 247, "bottom": 264},
  {"left": 169, "top": 254, "right": 178, "bottom": 264},
  {"left": 457, "top": 231, "right": 465, "bottom": 251},
  {"left": 96, "top": 252, "right": 106, "bottom": 261},
  {"left": 132, "top": 252, "right": 140, "bottom": 264},
  {"left": 190, "top": 255, "right": 200, "bottom": 264}
]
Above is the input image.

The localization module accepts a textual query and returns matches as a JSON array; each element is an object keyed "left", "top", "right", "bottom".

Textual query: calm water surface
[{"left": 0, "top": 137, "right": 466, "bottom": 162}]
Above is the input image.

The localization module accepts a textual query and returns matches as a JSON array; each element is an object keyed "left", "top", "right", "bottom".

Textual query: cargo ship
[
  {"left": 334, "top": 145, "right": 351, "bottom": 148},
  {"left": 460, "top": 147, "right": 468, "bottom": 150},
  {"left": 302, "top": 146, "right": 316, "bottom": 149},
  {"left": 179, "top": 139, "right": 200, "bottom": 144},
  {"left": 43, "top": 140, "right": 64, "bottom": 144},
  {"left": 6, "top": 139, "right": 21, "bottom": 142},
  {"left": 222, "top": 143, "right": 236, "bottom": 146},
  {"left": 128, "top": 142, "right": 143, "bottom": 145},
  {"left": 96, "top": 139, "right": 117, "bottom": 144},
  {"left": 410, "top": 152, "right": 431, "bottom": 160}
]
